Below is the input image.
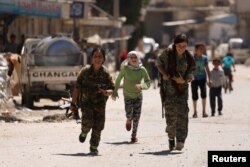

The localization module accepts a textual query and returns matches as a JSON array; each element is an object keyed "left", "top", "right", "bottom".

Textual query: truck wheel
[
  {"left": 22, "top": 92, "right": 34, "bottom": 108},
  {"left": 21, "top": 93, "right": 25, "bottom": 105},
  {"left": 26, "top": 95, "right": 34, "bottom": 108}
]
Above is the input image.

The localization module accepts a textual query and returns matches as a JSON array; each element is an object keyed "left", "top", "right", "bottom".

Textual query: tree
[
  {"left": 95, "top": 0, "right": 145, "bottom": 24},
  {"left": 95, "top": 0, "right": 149, "bottom": 51}
]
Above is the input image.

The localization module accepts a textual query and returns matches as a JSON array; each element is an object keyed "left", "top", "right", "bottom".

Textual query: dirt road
[{"left": 0, "top": 64, "right": 250, "bottom": 167}]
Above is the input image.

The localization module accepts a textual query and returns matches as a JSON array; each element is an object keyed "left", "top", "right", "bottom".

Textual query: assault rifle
[
  {"left": 60, "top": 97, "right": 80, "bottom": 123},
  {"left": 171, "top": 73, "right": 186, "bottom": 95},
  {"left": 83, "top": 82, "right": 110, "bottom": 93},
  {"left": 159, "top": 72, "right": 187, "bottom": 118},
  {"left": 92, "top": 83, "right": 111, "bottom": 95},
  {"left": 95, "top": 83, "right": 110, "bottom": 90},
  {"left": 159, "top": 73, "right": 165, "bottom": 118}
]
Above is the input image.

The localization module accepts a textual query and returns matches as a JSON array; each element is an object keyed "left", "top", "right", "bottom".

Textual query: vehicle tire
[
  {"left": 21, "top": 93, "right": 25, "bottom": 105},
  {"left": 26, "top": 94, "right": 34, "bottom": 108},
  {"left": 21, "top": 91, "right": 34, "bottom": 108}
]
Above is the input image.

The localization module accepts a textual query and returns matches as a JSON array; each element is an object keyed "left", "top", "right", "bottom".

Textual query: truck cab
[{"left": 20, "top": 36, "right": 86, "bottom": 108}]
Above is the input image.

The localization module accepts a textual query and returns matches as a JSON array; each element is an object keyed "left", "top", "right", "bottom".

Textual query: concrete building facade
[
  {"left": 145, "top": 0, "right": 236, "bottom": 46},
  {"left": 0, "top": 0, "right": 123, "bottom": 46}
]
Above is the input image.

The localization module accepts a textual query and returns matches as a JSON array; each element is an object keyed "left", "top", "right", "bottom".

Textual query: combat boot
[
  {"left": 169, "top": 139, "right": 175, "bottom": 151},
  {"left": 90, "top": 145, "right": 99, "bottom": 155},
  {"left": 79, "top": 132, "right": 87, "bottom": 143},
  {"left": 176, "top": 142, "right": 184, "bottom": 151}
]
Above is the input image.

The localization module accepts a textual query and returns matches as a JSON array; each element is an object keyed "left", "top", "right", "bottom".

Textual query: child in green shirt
[{"left": 112, "top": 51, "right": 151, "bottom": 143}]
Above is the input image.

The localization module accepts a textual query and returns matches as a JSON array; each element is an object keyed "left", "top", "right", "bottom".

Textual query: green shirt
[{"left": 113, "top": 65, "right": 150, "bottom": 100}]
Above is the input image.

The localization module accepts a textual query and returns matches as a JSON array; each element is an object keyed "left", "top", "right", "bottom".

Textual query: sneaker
[
  {"left": 90, "top": 145, "right": 98, "bottom": 155},
  {"left": 79, "top": 132, "right": 87, "bottom": 143},
  {"left": 202, "top": 113, "right": 208, "bottom": 118},
  {"left": 193, "top": 113, "right": 198, "bottom": 118},
  {"left": 126, "top": 120, "right": 132, "bottom": 131},
  {"left": 131, "top": 137, "right": 138, "bottom": 143},
  {"left": 169, "top": 139, "right": 175, "bottom": 151},
  {"left": 175, "top": 142, "right": 184, "bottom": 151}
]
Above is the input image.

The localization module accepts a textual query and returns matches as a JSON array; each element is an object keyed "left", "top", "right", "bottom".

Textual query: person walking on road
[
  {"left": 208, "top": 57, "right": 225, "bottom": 116},
  {"left": 4, "top": 34, "right": 19, "bottom": 54},
  {"left": 147, "top": 46, "right": 160, "bottom": 89},
  {"left": 112, "top": 51, "right": 151, "bottom": 143},
  {"left": 222, "top": 52, "right": 236, "bottom": 92},
  {"left": 156, "top": 34, "right": 195, "bottom": 151},
  {"left": 70, "top": 48, "right": 114, "bottom": 155},
  {"left": 191, "top": 43, "right": 210, "bottom": 118}
]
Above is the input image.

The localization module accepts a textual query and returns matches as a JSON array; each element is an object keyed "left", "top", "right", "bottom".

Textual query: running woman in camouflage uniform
[
  {"left": 156, "top": 34, "right": 195, "bottom": 151},
  {"left": 70, "top": 48, "right": 114, "bottom": 154},
  {"left": 112, "top": 51, "right": 150, "bottom": 143}
]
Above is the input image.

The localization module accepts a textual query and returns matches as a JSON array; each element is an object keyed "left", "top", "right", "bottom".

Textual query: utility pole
[
  {"left": 113, "top": 0, "right": 121, "bottom": 71},
  {"left": 113, "top": 0, "right": 119, "bottom": 19},
  {"left": 73, "top": 18, "right": 80, "bottom": 42},
  {"left": 233, "top": 1, "right": 240, "bottom": 37},
  {"left": 114, "top": 0, "right": 127, "bottom": 50},
  {"left": 71, "top": 0, "right": 85, "bottom": 43}
]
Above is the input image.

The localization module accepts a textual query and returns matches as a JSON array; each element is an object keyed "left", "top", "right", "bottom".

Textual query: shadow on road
[
  {"left": 140, "top": 150, "right": 182, "bottom": 156},
  {"left": 13, "top": 99, "right": 61, "bottom": 110},
  {"left": 54, "top": 153, "right": 101, "bottom": 157},
  {"left": 105, "top": 141, "right": 136, "bottom": 145},
  {"left": 32, "top": 105, "right": 61, "bottom": 110}
]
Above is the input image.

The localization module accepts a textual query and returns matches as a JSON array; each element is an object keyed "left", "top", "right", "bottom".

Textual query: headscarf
[{"left": 123, "top": 50, "right": 142, "bottom": 70}]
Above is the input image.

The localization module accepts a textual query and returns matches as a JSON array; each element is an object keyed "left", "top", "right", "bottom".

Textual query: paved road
[{"left": 0, "top": 64, "right": 250, "bottom": 167}]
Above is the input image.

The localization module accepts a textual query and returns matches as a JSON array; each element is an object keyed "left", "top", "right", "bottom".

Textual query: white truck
[
  {"left": 228, "top": 38, "right": 250, "bottom": 64},
  {"left": 20, "top": 36, "right": 86, "bottom": 108}
]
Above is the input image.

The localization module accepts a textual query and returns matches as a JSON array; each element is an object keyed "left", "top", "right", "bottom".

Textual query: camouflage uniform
[
  {"left": 157, "top": 50, "right": 195, "bottom": 143},
  {"left": 76, "top": 65, "right": 114, "bottom": 147}
]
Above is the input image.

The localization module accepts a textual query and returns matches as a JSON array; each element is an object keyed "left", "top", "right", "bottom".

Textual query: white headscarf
[{"left": 123, "top": 50, "right": 142, "bottom": 70}]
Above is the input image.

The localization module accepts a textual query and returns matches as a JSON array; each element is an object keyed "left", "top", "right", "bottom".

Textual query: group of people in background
[
  {"left": 0, "top": 33, "right": 25, "bottom": 54},
  {"left": 191, "top": 42, "right": 236, "bottom": 118}
]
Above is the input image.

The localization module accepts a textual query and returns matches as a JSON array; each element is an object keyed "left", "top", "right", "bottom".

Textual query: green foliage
[
  {"left": 95, "top": 0, "right": 144, "bottom": 25},
  {"left": 120, "top": 0, "right": 142, "bottom": 24},
  {"left": 128, "top": 22, "right": 146, "bottom": 51},
  {"left": 95, "top": 0, "right": 148, "bottom": 50},
  {"left": 95, "top": 0, "right": 113, "bottom": 15},
  {"left": 142, "top": 0, "right": 150, "bottom": 7}
]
